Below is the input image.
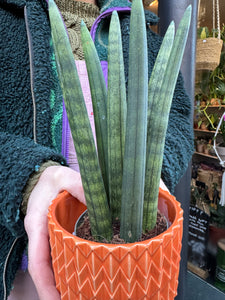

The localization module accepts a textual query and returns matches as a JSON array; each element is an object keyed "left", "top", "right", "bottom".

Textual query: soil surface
[{"left": 76, "top": 211, "right": 168, "bottom": 244}]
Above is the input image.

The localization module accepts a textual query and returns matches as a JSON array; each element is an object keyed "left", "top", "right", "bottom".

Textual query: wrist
[{"left": 21, "top": 161, "right": 62, "bottom": 215}]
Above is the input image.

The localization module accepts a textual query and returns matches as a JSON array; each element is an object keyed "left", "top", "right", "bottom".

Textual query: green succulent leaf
[
  {"left": 48, "top": 0, "right": 191, "bottom": 244},
  {"left": 80, "top": 21, "right": 109, "bottom": 196},
  {"left": 142, "top": 22, "right": 175, "bottom": 231},
  {"left": 48, "top": 0, "right": 112, "bottom": 241},
  {"left": 120, "top": 0, "right": 148, "bottom": 243},
  {"left": 107, "top": 11, "right": 127, "bottom": 221},
  {"left": 143, "top": 5, "right": 192, "bottom": 231}
]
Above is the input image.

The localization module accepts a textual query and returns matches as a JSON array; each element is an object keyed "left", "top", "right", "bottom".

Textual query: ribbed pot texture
[{"left": 48, "top": 189, "right": 183, "bottom": 300}]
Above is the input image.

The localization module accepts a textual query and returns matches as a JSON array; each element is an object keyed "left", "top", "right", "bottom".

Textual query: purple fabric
[
  {"left": 101, "top": 61, "right": 108, "bottom": 86},
  {"left": 20, "top": 252, "right": 28, "bottom": 271},
  {"left": 61, "top": 101, "right": 70, "bottom": 159},
  {"left": 90, "top": 7, "right": 131, "bottom": 40}
]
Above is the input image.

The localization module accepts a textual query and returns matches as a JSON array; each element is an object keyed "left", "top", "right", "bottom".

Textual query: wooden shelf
[
  {"left": 187, "top": 262, "right": 209, "bottom": 280},
  {"left": 195, "top": 105, "right": 225, "bottom": 109},
  {"left": 194, "top": 152, "right": 218, "bottom": 160},
  {"left": 194, "top": 129, "right": 216, "bottom": 133}
]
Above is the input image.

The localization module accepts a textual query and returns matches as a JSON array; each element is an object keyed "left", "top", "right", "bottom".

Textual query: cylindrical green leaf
[
  {"left": 107, "top": 11, "right": 127, "bottom": 221},
  {"left": 143, "top": 5, "right": 192, "bottom": 231},
  {"left": 48, "top": 0, "right": 112, "bottom": 240},
  {"left": 81, "top": 21, "right": 109, "bottom": 197},
  {"left": 143, "top": 22, "right": 175, "bottom": 231},
  {"left": 120, "top": 0, "right": 148, "bottom": 243}
]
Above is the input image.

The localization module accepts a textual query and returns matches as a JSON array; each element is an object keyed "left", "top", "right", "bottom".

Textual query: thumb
[{"left": 25, "top": 213, "right": 60, "bottom": 300}]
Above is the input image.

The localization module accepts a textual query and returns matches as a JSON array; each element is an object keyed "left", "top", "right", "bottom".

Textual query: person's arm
[
  {"left": 0, "top": 131, "right": 67, "bottom": 236},
  {"left": 0, "top": 130, "right": 87, "bottom": 300},
  {"left": 24, "top": 165, "right": 86, "bottom": 300},
  {"left": 0, "top": 131, "right": 70, "bottom": 299}
]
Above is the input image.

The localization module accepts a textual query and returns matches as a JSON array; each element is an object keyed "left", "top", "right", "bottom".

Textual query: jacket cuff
[{"left": 21, "top": 161, "right": 62, "bottom": 215}]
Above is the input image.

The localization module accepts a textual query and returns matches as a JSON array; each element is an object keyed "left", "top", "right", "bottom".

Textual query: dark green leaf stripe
[
  {"left": 107, "top": 11, "right": 127, "bottom": 220},
  {"left": 48, "top": 0, "right": 112, "bottom": 240},
  {"left": 143, "top": 5, "right": 192, "bottom": 231},
  {"left": 80, "top": 21, "right": 109, "bottom": 197},
  {"left": 120, "top": 0, "right": 148, "bottom": 242}
]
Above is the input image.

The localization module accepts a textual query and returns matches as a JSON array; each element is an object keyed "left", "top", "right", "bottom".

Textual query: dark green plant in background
[
  {"left": 210, "top": 204, "right": 225, "bottom": 228},
  {"left": 48, "top": 0, "right": 191, "bottom": 243},
  {"left": 191, "top": 184, "right": 209, "bottom": 206}
]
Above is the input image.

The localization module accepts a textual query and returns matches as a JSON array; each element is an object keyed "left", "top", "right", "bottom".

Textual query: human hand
[{"left": 24, "top": 166, "right": 85, "bottom": 300}]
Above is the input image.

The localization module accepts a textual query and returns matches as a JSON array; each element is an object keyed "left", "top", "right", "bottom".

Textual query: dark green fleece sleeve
[
  {"left": 0, "top": 0, "right": 65, "bottom": 238},
  {"left": 161, "top": 74, "right": 194, "bottom": 192},
  {"left": 0, "top": 131, "right": 67, "bottom": 237},
  {"left": 0, "top": 1, "right": 65, "bottom": 297}
]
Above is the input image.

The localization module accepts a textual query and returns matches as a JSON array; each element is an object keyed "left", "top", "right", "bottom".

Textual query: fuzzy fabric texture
[
  {"left": 0, "top": 1, "right": 63, "bottom": 151},
  {"left": 97, "top": 0, "right": 131, "bottom": 12},
  {"left": 0, "top": 0, "right": 66, "bottom": 298},
  {"left": 55, "top": 0, "right": 99, "bottom": 59},
  {"left": 0, "top": 225, "right": 27, "bottom": 300}
]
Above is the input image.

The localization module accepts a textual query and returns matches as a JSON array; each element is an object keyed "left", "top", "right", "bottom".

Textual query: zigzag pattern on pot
[{"left": 48, "top": 211, "right": 183, "bottom": 300}]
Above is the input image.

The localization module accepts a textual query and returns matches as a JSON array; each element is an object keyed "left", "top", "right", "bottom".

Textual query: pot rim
[{"left": 48, "top": 188, "right": 183, "bottom": 247}]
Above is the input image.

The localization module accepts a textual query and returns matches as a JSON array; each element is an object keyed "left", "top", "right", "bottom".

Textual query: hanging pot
[
  {"left": 196, "top": 38, "right": 223, "bottom": 71},
  {"left": 196, "top": 0, "right": 223, "bottom": 71},
  {"left": 48, "top": 189, "right": 183, "bottom": 300}
]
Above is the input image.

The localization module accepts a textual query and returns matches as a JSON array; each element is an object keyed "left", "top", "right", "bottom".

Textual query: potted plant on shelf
[
  {"left": 195, "top": 138, "right": 205, "bottom": 153},
  {"left": 47, "top": 0, "right": 191, "bottom": 299}
]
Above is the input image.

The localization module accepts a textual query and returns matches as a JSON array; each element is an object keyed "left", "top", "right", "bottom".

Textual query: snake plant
[{"left": 48, "top": 0, "right": 191, "bottom": 243}]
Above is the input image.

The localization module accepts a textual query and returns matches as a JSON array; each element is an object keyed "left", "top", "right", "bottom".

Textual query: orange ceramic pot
[{"left": 48, "top": 189, "right": 183, "bottom": 300}]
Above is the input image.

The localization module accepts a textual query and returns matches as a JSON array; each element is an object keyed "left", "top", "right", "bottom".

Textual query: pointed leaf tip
[
  {"left": 167, "top": 20, "right": 175, "bottom": 36},
  {"left": 187, "top": 4, "right": 192, "bottom": 11},
  {"left": 48, "top": 0, "right": 54, "bottom": 8},
  {"left": 112, "top": 10, "right": 118, "bottom": 16},
  {"left": 185, "top": 4, "right": 192, "bottom": 19}
]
